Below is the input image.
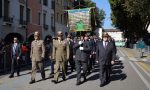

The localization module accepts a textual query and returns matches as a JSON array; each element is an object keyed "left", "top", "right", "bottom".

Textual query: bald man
[{"left": 29, "top": 31, "right": 46, "bottom": 84}]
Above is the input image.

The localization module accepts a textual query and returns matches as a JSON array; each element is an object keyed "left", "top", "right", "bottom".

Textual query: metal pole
[
  {"left": 79, "top": 0, "right": 81, "bottom": 36},
  {"left": 3, "top": 51, "right": 6, "bottom": 72},
  {"left": 26, "top": 0, "right": 28, "bottom": 41}
]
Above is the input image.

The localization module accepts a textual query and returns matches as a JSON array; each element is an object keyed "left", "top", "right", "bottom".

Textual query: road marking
[
  {"left": 137, "top": 62, "right": 150, "bottom": 73},
  {"left": 119, "top": 48, "right": 150, "bottom": 90},
  {"left": 129, "top": 61, "right": 150, "bottom": 90}
]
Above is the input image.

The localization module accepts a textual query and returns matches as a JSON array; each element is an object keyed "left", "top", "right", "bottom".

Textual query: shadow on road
[{"left": 88, "top": 55, "right": 127, "bottom": 82}]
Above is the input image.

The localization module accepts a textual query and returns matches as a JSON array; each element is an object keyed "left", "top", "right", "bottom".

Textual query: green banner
[{"left": 67, "top": 8, "right": 91, "bottom": 32}]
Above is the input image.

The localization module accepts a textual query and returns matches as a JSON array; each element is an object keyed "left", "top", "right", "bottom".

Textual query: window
[
  {"left": 38, "top": 12, "right": 41, "bottom": 25},
  {"left": 0, "top": 0, "right": 2, "bottom": 18},
  {"left": 43, "top": 13, "right": 46, "bottom": 25},
  {"left": 51, "top": 0, "right": 55, "bottom": 9},
  {"left": 27, "top": 8, "right": 31, "bottom": 23},
  {"left": 64, "top": 13, "right": 67, "bottom": 25},
  {"left": 43, "top": 0, "right": 48, "bottom": 6},
  {"left": 20, "top": 5, "right": 24, "bottom": 24},
  {"left": 51, "top": 15, "right": 54, "bottom": 26},
  {"left": 4, "top": 0, "right": 9, "bottom": 18},
  {"left": 61, "top": 14, "right": 63, "bottom": 24},
  {"left": 57, "top": 13, "right": 59, "bottom": 22}
]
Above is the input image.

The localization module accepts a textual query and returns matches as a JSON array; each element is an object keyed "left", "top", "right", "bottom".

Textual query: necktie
[
  {"left": 104, "top": 42, "right": 107, "bottom": 49},
  {"left": 13, "top": 44, "right": 17, "bottom": 55}
]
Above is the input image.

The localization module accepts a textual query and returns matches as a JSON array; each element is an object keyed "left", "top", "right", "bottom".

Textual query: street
[{"left": 0, "top": 47, "right": 150, "bottom": 90}]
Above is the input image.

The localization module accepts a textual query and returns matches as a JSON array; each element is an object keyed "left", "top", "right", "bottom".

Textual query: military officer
[
  {"left": 51, "top": 31, "right": 69, "bottom": 84},
  {"left": 29, "top": 31, "right": 45, "bottom": 84}
]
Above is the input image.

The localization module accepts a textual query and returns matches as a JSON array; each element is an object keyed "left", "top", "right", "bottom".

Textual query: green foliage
[
  {"left": 74, "top": 0, "right": 106, "bottom": 28},
  {"left": 109, "top": 0, "right": 150, "bottom": 38}
]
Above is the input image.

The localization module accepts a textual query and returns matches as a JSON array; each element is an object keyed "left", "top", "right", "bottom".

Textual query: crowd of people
[{"left": 0, "top": 31, "right": 117, "bottom": 87}]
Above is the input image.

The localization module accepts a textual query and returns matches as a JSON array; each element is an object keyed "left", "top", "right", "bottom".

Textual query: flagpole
[{"left": 78, "top": 0, "right": 82, "bottom": 36}]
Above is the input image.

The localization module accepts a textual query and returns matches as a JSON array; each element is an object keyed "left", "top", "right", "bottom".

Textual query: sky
[{"left": 92, "top": 0, "right": 114, "bottom": 29}]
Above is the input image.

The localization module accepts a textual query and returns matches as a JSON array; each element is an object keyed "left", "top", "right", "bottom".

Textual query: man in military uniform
[
  {"left": 29, "top": 31, "right": 45, "bottom": 84},
  {"left": 52, "top": 31, "right": 69, "bottom": 84}
]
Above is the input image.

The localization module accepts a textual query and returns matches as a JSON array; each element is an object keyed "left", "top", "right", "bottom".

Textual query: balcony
[
  {"left": 19, "top": 20, "right": 27, "bottom": 28},
  {"left": 2, "top": 16, "right": 13, "bottom": 26},
  {"left": 43, "top": 24, "right": 49, "bottom": 30}
]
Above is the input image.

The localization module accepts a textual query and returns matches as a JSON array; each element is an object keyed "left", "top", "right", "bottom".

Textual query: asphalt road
[{"left": 0, "top": 47, "right": 150, "bottom": 90}]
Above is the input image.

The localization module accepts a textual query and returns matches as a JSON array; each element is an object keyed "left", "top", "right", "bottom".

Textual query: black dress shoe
[
  {"left": 51, "top": 80, "right": 58, "bottom": 84},
  {"left": 42, "top": 78, "right": 46, "bottom": 80},
  {"left": 83, "top": 76, "right": 87, "bottom": 82},
  {"left": 29, "top": 80, "right": 35, "bottom": 84},
  {"left": 17, "top": 72, "right": 20, "bottom": 76},
  {"left": 100, "top": 83, "right": 105, "bottom": 87},
  {"left": 76, "top": 81, "right": 81, "bottom": 86},
  {"left": 17, "top": 74, "right": 20, "bottom": 77},
  {"left": 106, "top": 79, "right": 110, "bottom": 84},
  {"left": 62, "top": 77, "right": 66, "bottom": 81},
  {"left": 9, "top": 75, "right": 14, "bottom": 78}
]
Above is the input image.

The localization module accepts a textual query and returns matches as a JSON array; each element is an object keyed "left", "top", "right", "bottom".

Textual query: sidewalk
[
  {"left": 119, "top": 47, "right": 150, "bottom": 73},
  {"left": 120, "top": 47, "right": 150, "bottom": 63}
]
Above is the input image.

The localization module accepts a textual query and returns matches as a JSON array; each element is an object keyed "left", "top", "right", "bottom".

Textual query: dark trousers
[
  {"left": 50, "top": 60, "right": 54, "bottom": 74},
  {"left": 99, "top": 65, "right": 111, "bottom": 84},
  {"left": 10, "top": 56, "right": 20, "bottom": 75},
  {"left": 75, "top": 60, "right": 87, "bottom": 82},
  {"left": 65, "top": 57, "right": 75, "bottom": 73}
]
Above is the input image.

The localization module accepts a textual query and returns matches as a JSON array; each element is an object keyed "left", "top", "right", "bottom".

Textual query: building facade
[
  {"left": 0, "top": 0, "right": 73, "bottom": 43},
  {"left": 27, "top": 0, "right": 42, "bottom": 42},
  {"left": 42, "top": 0, "right": 55, "bottom": 39},
  {"left": 0, "top": 0, "right": 27, "bottom": 43},
  {"left": 54, "top": 0, "right": 73, "bottom": 37}
]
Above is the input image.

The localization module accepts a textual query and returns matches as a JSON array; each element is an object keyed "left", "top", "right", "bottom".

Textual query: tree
[
  {"left": 124, "top": 0, "right": 150, "bottom": 31},
  {"left": 109, "top": 0, "right": 150, "bottom": 38}
]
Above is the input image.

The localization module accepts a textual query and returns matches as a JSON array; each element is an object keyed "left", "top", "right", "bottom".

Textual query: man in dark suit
[
  {"left": 65, "top": 34, "right": 75, "bottom": 74},
  {"left": 96, "top": 33, "right": 116, "bottom": 87},
  {"left": 9, "top": 37, "right": 21, "bottom": 78},
  {"left": 73, "top": 34, "right": 91, "bottom": 85}
]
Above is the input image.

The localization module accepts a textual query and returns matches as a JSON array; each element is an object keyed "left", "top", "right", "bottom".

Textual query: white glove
[
  {"left": 78, "top": 41, "right": 83, "bottom": 45},
  {"left": 79, "top": 47, "right": 84, "bottom": 50}
]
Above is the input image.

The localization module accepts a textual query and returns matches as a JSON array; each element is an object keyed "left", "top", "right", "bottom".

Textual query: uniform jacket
[
  {"left": 52, "top": 39, "right": 70, "bottom": 61},
  {"left": 30, "top": 40, "right": 45, "bottom": 62}
]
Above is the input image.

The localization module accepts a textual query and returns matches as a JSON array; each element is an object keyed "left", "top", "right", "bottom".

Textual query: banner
[{"left": 67, "top": 8, "right": 91, "bottom": 32}]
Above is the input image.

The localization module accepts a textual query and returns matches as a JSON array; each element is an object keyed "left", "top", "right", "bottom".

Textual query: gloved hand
[
  {"left": 78, "top": 41, "right": 83, "bottom": 45},
  {"left": 79, "top": 47, "right": 84, "bottom": 50}
]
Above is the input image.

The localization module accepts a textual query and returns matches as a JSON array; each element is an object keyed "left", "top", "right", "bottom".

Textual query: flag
[{"left": 67, "top": 8, "right": 92, "bottom": 32}]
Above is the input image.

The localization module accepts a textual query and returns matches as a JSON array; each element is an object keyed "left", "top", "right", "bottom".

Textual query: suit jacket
[
  {"left": 96, "top": 41, "right": 116, "bottom": 65},
  {"left": 11, "top": 43, "right": 21, "bottom": 58},
  {"left": 65, "top": 40, "right": 74, "bottom": 59},
  {"left": 52, "top": 39, "right": 69, "bottom": 61},
  {"left": 73, "top": 40, "right": 91, "bottom": 61},
  {"left": 30, "top": 40, "right": 45, "bottom": 62}
]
